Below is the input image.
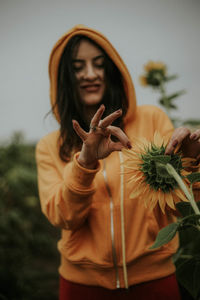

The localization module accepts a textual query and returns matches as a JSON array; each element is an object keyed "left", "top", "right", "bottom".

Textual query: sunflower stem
[{"left": 166, "top": 163, "right": 200, "bottom": 216}]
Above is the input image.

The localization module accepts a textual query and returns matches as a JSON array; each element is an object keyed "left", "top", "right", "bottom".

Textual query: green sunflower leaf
[
  {"left": 149, "top": 222, "right": 179, "bottom": 249},
  {"left": 164, "top": 74, "right": 178, "bottom": 82},
  {"left": 186, "top": 172, "right": 200, "bottom": 184}
]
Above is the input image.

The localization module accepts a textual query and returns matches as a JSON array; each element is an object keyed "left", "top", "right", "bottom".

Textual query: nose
[{"left": 84, "top": 63, "right": 97, "bottom": 80}]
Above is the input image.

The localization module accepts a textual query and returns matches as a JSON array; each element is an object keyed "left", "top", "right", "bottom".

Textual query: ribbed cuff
[{"left": 63, "top": 153, "right": 101, "bottom": 193}]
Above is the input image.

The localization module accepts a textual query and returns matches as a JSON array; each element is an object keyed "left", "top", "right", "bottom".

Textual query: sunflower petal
[
  {"left": 127, "top": 174, "right": 143, "bottom": 184},
  {"left": 122, "top": 149, "right": 137, "bottom": 159},
  {"left": 182, "top": 157, "right": 196, "bottom": 167},
  {"left": 130, "top": 188, "right": 142, "bottom": 199},
  {"left": 158, "top": 189, "right": 166, "bottom": 214},
  {"left": 130, "top": 181, "right": 146, "bottom": 199},
  {"left": 174, "top": 189, "right": 188, "bottom": 202},
  {"left": 141, "top": 185, "right": 151, "bottom": 207},
  {"left": 166, "top": 192, "right": 176, "bottom": 210},
  {"left": 149, "top": 190, "right": 159, "bottom": 211}
]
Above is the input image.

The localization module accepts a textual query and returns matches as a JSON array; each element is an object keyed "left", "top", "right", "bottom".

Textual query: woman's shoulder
[
  {"left": 36, "top": 130, "right": 60, "bottom": 155},
  {"left": 135, "top": 104, "right": 169, "bottom": 122},
  {"left": 137, "top": 104, "right": 165, "bottom": 115},
  {"left": 37, "top": 130, "right": 59, "bottom": 144}
]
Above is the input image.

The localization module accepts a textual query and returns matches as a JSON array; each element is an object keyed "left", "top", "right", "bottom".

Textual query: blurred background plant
[
  {"left": 139, "top": 61, "right": 200, "bottom": 129},
  {"left": 0, "top": 132, "right": 60, "bottom": 300},
  {"left": 140, "top": 62, "right": 200, "bottom": 300}
]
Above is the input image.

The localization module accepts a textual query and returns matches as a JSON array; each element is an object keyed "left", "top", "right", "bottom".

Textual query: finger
[
  {"left": 108, "top": 126, "right": 132, "bottom": 149},
  {"left": 90, "top": 104, "right": 105, "bottom": 127},
  {"left": 99, "top": 109, "right": 122, "bottom": 128},
  {"left": 72, "top": 120, "right": 88, "bottom": 141},
  {"left": 165, "top": 127, "right": 190, "bottom": 155},
  {"left": 190, "top": 129, "right": 200, "bottom": 141},
  {"left": 99, "top": 127, "right": 111, "bottom": 138},
  {"left": 109, "top": 141, "right": 124, "bottom": 152}
]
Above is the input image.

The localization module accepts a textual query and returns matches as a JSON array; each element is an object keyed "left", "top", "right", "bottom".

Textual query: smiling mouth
[{"left": 81, "top": 84, "right": 101, "bottom": 92}]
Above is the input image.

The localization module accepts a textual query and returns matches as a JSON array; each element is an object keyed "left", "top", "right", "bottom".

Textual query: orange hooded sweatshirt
[{"left": 36, "top": 25, "right": 184, "bottom": 289}]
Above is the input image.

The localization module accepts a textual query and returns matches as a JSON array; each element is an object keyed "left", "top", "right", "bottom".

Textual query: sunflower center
[{"left": 140, "top": 144, "right": 183, "bottom": 193}]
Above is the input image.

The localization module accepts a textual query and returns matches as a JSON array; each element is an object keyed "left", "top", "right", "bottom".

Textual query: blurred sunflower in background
[
  {"left": 139, "top": 60, "right": 186, "bottom": 123},
  {"left": 139, "top": 60, "right": 167, "bottom": 87},
  {"left": 122, "top": 131, "right": 192, "bottom": 214}
]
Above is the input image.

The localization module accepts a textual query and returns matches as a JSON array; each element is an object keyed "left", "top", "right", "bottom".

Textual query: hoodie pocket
[{"left": 60, "top": 201, "right": 114, "bottom": 268}]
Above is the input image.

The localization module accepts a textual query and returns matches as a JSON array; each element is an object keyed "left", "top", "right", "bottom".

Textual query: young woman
[{"left": 36, "top": 25, "right": 200, "bottom": 300}]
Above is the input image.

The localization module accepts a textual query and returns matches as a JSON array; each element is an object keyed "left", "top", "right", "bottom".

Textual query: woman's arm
[{"left": 36, "top": 138, "right": 100, "bottom": 230}]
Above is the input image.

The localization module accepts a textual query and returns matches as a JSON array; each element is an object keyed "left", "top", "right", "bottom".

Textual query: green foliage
[
  {"left": 158, "top": 90, "right": 186, "bottom": 111},
  {"left": 149, "top": 200, "right": 200, "bottom": 299},
  {"left": 175, "top": 202, "right": 200, "bottom": 300},
  {"left": 176, "top": 202, "right": 198, "bottom": 217},
  {"left": 182, "top": 119, "right": 200, "bottom": 127},
  {"left": 187, "top": 172, "right": 200, "bottom": 184},
  {"left": 176, "top": 256, "right": 200, "bottom": 300},
  {"left": 150, "top": 222, "right": 179, "bottom": 249},
  {"left": 0, "top": 132, "right": 60, "bottom": 300},
  {"left": 149, "top": 210, "right": 200, "bottom": 250}
]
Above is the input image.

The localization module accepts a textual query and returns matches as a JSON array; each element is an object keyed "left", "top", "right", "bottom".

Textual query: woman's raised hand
[
  {"left": 165, "top": 127, "right": 200, "bottom": 160},
  {"left": 72, "top": 105, "right": 132, "bottom": 169}
]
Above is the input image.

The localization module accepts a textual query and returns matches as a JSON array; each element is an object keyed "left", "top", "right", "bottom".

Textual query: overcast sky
[{"left": 1, "top": 0, "right": 199, "bottom": 143}]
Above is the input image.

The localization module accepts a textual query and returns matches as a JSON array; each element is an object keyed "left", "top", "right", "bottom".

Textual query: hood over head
[{"left": 49, "top": 24, "right": 137, "bottom": 126}]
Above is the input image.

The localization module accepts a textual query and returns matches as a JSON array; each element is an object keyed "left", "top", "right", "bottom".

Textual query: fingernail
[
  {"left": 127, "top": 142, "right": 132, "bottom": 149},
  {"left": 116, "top": 109, "right": 122, "bottom": 114},
  {"left": 172, "top": 140, "right": 178, "bottom": 147},
  {"left": 191, "top": 133, "right": 197, "bottom": 140},
  {"left": 165, "top": 150, "right": 170, "bottom": 155}
]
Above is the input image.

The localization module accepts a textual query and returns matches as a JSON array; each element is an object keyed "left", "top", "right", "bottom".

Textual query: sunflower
[
  {"left": 144, "top": 61, "right": 167, "bottom": 73},
  {"left": 122, "top": 131, "right": 192, "bottom": 213},
  {"left": 139, "top": 60, "right": 167, "bottom": 88}
]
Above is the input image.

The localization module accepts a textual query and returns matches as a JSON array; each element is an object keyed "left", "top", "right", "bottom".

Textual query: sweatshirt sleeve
[{"left": 36, "top": 138, "right": 101, "bottom": 230}]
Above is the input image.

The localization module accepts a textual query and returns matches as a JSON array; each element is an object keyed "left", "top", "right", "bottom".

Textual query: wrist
[{"left": 77, "top": 155, "right": 98, "bottom": 170}]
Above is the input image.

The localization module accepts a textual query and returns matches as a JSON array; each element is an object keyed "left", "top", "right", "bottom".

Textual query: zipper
[
  {"left": 119, "top": 151, "right": 128, "bottom": 289},
  {"left": 110, "top": 200, "right": 120, "bottom": 288},
  {"left": 103, "top": 160, "right": 120, "bottom": 289}
]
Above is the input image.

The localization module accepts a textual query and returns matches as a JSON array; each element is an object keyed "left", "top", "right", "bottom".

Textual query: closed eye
[
  {"left": 72, "top": 55, "right": 105, "bottom": 72},
  {"left": 73, "top": 65, "right": 83, "bottom": 72},
  {"left": 93, "top": 55, "right": 105, "bottom": 68},
  {"left": 73, "top": 61, "right": 84, "bottom": 72}
]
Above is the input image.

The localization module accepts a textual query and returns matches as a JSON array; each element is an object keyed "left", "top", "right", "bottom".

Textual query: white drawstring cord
[{"left": 119, "top": 151, "right": 129, "bottom": 289}]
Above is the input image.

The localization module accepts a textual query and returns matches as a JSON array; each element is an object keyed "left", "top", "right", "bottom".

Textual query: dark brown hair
[{"left": 55, "top": 35, "right": 128, "bottom": 161}]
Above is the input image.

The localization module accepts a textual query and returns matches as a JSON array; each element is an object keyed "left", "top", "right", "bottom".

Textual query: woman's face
[{"left": 73, "top": 39, "right": 106, "bottom": 107}]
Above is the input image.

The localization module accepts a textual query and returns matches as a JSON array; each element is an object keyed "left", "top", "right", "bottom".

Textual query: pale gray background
[{"left": 0, "top": 0, "right": 199, "bottom": 143}]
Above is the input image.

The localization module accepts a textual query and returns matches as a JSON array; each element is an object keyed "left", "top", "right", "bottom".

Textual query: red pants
[{"left": 59, "top": 274, "right": 181, "bottom": 300}]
